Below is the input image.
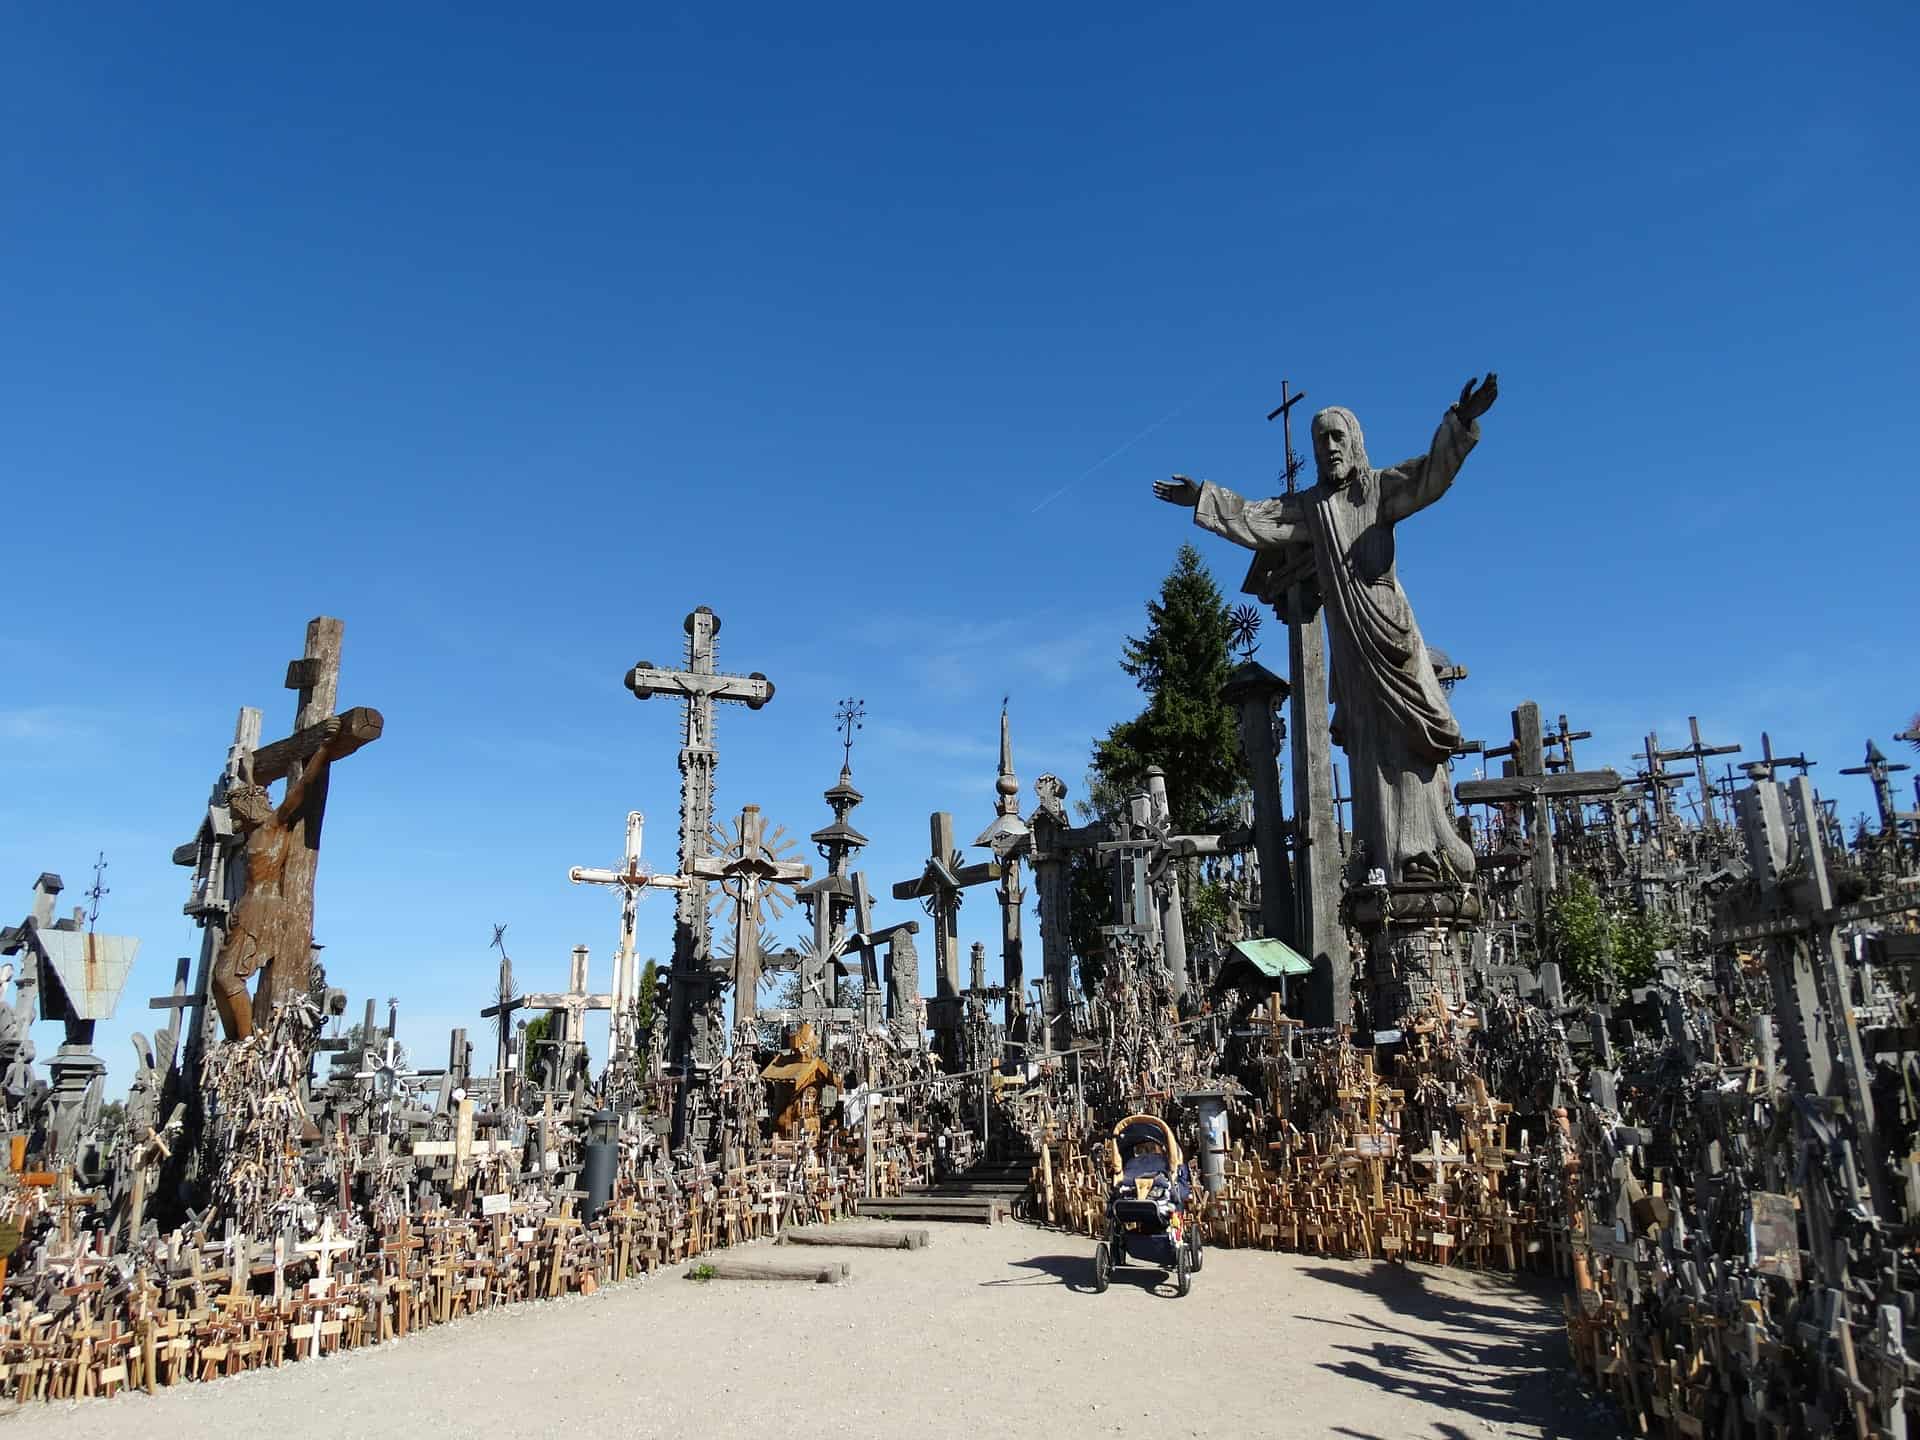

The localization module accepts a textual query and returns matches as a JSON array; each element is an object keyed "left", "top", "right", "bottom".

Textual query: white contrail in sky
[{"left": 1030, "top": 387, "right": 1211, "bottom": 514}]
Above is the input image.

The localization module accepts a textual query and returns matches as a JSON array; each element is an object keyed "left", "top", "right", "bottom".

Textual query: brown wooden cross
[
  {"left": 1658, "top": 716, "right": 1742, "bottom": 828},
  {"left": 239, "top": 618, "right": 384, "bottom": 1014}
]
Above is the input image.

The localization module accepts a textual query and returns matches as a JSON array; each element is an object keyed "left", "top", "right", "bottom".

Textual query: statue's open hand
[
  {"left": 1153, "top": 474, "right": 1202, "bottom": 508},
  {"left": 1456, "top": 372, "right": 1498, "bottom": 422}
]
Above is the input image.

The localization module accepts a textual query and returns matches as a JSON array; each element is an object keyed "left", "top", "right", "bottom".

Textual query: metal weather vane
[
  {"left": 835, "top": 697, "right": 866, "bottom": 770},
  {"left": 85, "top": 852, "right": 110, "bottom": 933}
]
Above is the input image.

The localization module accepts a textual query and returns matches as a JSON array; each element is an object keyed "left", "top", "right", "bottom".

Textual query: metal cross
[{"left": 1266, "top": 379, "right": 1308, "bottom": 494}]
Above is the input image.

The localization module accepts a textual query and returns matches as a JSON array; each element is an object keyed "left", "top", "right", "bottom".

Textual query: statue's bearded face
[
  {"left": 228, "top": 784, "right": 273, "bottom": 828},
  {"left": 1313, "top": 414, "right": 1359, "bottom": 486}
]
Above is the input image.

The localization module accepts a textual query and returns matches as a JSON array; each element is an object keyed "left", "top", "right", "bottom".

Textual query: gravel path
[{"left": 20, "top": 1223, "right": 1622, "bottom": 1439}]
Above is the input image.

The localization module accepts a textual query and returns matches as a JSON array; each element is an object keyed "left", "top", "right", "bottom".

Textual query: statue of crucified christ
[
  {"left": 1155, "top": 374, "right": 1498, "bottom": 884},
  {"left": 212, "top": 717, "right": 356, "bottom": 1041}
]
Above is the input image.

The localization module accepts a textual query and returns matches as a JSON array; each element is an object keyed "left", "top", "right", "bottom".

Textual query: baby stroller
[{"left": 1092, "top": 1114, "right": 1201, "bottom": 1296}]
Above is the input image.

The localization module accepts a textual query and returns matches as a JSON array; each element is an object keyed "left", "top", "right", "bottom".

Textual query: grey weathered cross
[
  {"left": 568, "top": 810, "right": 685, "bottom": 1061},
  {"left": 893, "top": 811, "right": 999, "bottom": 1058},
  {"left": 1842, "top": 740, "right": 1913, "bottom": 838},
  {"left": 625, "top": 608, "right": 775, "bottom": 1134},
  {"left": 1633, "top": 730, "right": 1689, "bottom": 831}
]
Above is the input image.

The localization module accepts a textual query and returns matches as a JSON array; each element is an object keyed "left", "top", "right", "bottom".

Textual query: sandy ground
[{"left": 20, "top": 1222, "right": 1623, "bottom": 1440}]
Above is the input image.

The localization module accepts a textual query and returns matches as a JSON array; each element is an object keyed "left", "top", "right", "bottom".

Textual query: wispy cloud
[
  {"left": 0, "top": 706, "right": 104, "bottom": 744},
  {"left": 868, "top": 723, "right": 995, "bottom": 761},
  {"left": 860, "top": 613, "right": 1134, "bottom": 702}
]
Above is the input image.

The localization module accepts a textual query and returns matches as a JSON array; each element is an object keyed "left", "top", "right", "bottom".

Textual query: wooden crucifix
[
  {"left": 567, "top": 811, "right": 685, "bottom": 1061},
  {"left": 624, "top": 607, "right": 775, "bottom": 1138},
  {"left": 210, "top": 618, "right": 383, "bottom": 1040}
]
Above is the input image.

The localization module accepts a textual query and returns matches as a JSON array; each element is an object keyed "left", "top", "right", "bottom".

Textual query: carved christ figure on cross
[
  {"left": 213, "top": 716, "right": 357, "bottom": 1041},
  {"left": 1154, "top": 374, "right": 1498, "bottom": 883}
]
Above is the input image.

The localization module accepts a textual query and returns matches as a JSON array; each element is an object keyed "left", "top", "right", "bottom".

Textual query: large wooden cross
[
  {"left": 521, "top": 946, "right": 613, "bottom": 1051},
  {"left": 240, "top": 618, "right": 382, "bottom": 1013},
  {"left": 567, "top": 811, "right": 685, "bottom": 1061},
  {"left": 1657, "top": 716, "right": 1742, "bottom": 828},
  {"left": 624, "top": 607, "right": 774, "bottom": 1135},
  {"left": 892, "top": 811, "right": 998, "bottom": 1059},
  {"left": 1633, "top": 730, "right": 1690, "bottom": 833}
]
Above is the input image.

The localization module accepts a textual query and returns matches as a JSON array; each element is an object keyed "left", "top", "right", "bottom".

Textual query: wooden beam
[
  {"left": 248, "top": 707, "right": 385, "bottom": 786},
  {"left": 1455, "top": 768, "right": 1623, "bottom": 805}
]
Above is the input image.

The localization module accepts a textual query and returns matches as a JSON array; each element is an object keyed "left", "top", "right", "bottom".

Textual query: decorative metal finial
[
  {"left": 84, "top": 851, "right": 109, "bottom": 933},
  {"left": 835, "top": 697, "right": 866, "bottom": 768},
  {"left": 1228, "top": 605, "right": 1263, "bottom": 663}
]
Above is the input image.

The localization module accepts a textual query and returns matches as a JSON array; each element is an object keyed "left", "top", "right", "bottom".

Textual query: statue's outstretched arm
[
  {"left": 1379, "top": 374, "right": 1496, "bottom": 524},
  {"left": 1158, "top": 475, "right": 1305, "bottom": 550}
]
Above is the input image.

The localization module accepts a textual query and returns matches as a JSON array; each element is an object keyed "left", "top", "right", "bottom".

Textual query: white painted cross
[
  {"left": 521, "top": 946, "right": 614, "bottom": 1051},
  {"left": 568, "top": 811, "right": 686, "bottom": 1061},
  {"left": 1411, "top": 1130, "right": 1469, "bottom": 1201},
  {"left": 296, "top": 1217, "right": 354, "bottom": 1358}
]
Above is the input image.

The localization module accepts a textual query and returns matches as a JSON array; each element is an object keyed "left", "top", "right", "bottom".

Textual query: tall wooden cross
[
  {"left": 1455, "top": 723, "right": 1624, "bottom": 917},
  {"left": 1541, "top": 713, "right": 1592, "bottom": 774},
  {"left": 1842, "top": 740, "right": 1914, "bottom": 840},
  {"left": 625, "top": 607, "right": 774, "bottom": 1133},
  {"left": 249, "top": 617, "right": 385, "bottom": 1013},
  {"left": 567, "top": 811, "right": 685, "bottom": 1061},
  {"left": 1743, "top": 730, "right": 1816, "bottom": 783},
  {"left": 1634, "top": 731, "right": 1689, "bottom": 833},
  {"left": 1657, "top": 716, "right": 1742, "bottom": 828},
  {"left": 892, "top": 811, "right": 999, "bottom": 1060}
]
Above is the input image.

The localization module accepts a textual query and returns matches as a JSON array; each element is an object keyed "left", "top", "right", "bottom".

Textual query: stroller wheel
[
  {"left": 1189, "top": 1233, "right": 1204, "bottom": 1273},
  {"left": 1093, "top": 1241, "right": 1112, "bottom": 1294},
  {"left": 1174, "top": 1240, "right": 1191, "bottom": 1298}
]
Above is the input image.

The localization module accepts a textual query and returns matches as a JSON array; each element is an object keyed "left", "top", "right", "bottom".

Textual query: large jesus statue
[{"left": 1154, "top": 374, "right": 1498, "bottom": 885}]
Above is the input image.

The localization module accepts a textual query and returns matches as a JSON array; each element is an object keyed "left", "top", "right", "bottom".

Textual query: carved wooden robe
[{"left": 1192, "top": 405, "right": 1479, "bottom": 881}]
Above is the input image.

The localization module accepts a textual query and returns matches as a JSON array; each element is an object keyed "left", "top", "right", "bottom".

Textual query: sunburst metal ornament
[
  {"left": 707, "top": 813, "right": 805, "bottom": 935},
  {"left": 1228, "top": 604, "right": 1263, "bottom": 663}
]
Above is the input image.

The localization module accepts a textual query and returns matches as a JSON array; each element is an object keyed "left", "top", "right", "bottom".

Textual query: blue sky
[{"left": 3, "top": 3, "right": 1916, "bottom": 1088}]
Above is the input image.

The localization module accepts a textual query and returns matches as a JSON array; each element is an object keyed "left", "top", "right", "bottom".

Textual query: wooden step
[{"left": 856, "top": 1196, "right": 1006, "bottom": 1225}]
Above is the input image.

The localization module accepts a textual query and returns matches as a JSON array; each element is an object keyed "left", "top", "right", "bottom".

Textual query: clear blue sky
[{"left": 4, "top": 3, "right": 1915, "bottom": 1088}]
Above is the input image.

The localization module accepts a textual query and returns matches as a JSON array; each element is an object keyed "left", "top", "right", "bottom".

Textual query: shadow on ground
[
  {"left": 1296, "top": 1263, "right": 1620, "bottom": 1439},
  {"left": 984, "top": 1252, "right": 1178, "bottom": 1297}
]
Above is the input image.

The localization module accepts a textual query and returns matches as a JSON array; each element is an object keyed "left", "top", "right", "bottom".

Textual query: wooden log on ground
[
  {"left": 777, "top": 1226, "right": 927, "bottom": 1251},
  {"left": 690, "top": 1258, "right": 849, "bottom": 1284}
]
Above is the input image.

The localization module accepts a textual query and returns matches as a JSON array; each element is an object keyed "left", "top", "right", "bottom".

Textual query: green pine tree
[
  {"left": 522, "top": 1012, "right": 555, "bottom": 1076},
  {"left": 635, "top": 958, "right": 659, "bottom": 1036},
  {"left": 1072, "top": 543, "right": 1248, "bottom": 989},
  {"left": 1090, "top": 543, "right": 1245, "bottom": 834}
]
